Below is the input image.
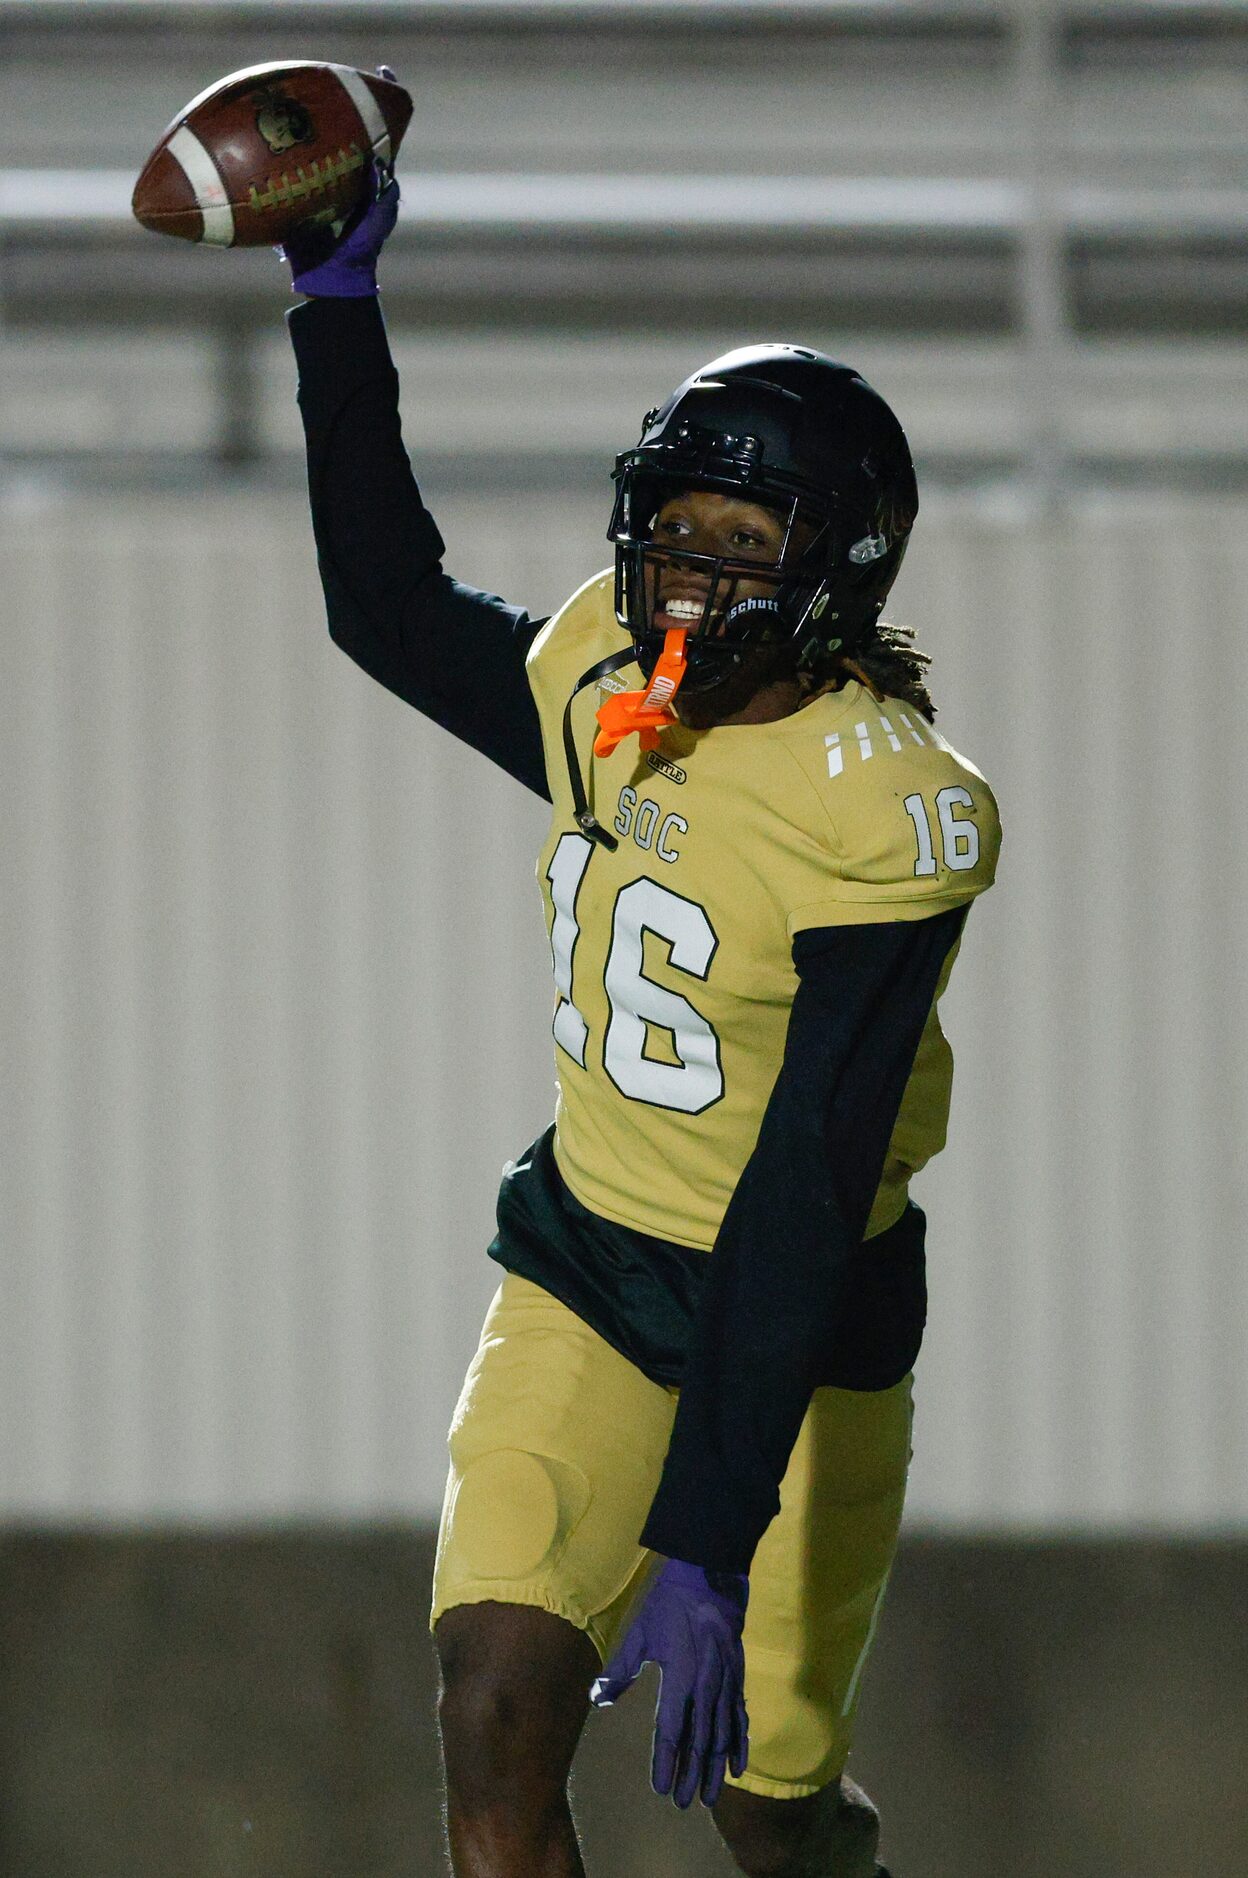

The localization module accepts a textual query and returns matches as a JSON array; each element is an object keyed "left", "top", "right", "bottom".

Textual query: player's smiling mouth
[{"left": 654, "top": 590, "right": 722, "bottom": 630}]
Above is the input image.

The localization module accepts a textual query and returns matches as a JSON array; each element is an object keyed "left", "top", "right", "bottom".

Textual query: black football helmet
[{"left": 608, "top": 343, "right": 918, "bottom": 693}]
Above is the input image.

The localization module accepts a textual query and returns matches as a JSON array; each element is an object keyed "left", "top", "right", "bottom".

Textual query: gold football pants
[{"left": 431, "top": 1272, "right": 912, "bottom": 1798}]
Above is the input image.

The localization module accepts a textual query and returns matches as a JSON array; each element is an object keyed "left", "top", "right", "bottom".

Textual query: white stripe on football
[{"left": 166, "top": 123, "right": 235, "bottom": 247}]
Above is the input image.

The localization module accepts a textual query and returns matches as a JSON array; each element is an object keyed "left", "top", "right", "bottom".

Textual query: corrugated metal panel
[
  {"left": 1, "top": 486, "right": 1244, "bottom": 1530},
  {"left": 903, "top": 492, "right": 1248, "bottom": 1529}
]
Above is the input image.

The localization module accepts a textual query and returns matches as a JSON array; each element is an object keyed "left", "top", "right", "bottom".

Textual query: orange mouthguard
[{"left": 594, "top": 628, "right": 688, "bottom": 757}]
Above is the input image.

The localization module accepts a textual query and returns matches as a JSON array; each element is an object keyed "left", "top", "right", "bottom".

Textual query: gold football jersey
[{"left": 526, "top": 571, "right": 1001, "bottom": 1248}]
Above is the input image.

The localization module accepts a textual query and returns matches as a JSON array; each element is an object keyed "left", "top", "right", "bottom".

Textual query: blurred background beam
[
  {"left": 1013, "top": 0, "right": 1069, "bottom": 506},
  {"left": 10, "top": 169, "right": 1248, "bottom": 235},
  {"left": 213, "top": 317, "right": 261, "bottom": 469},
  {"left": 2, "top": 0, "right": 1012, "bottom": 21}
]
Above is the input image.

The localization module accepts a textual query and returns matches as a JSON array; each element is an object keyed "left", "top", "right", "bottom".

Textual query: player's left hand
[
  {"left": 276, "top": 67, "right": 402, "bottom": 296},
  {"left": 589, "top": 1557, "right": 749, "bottom": 1808}
]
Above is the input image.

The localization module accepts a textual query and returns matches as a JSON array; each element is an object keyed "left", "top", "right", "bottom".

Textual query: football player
[{"left": 281, "top": 150, "right": 999, "bottom": 1878}]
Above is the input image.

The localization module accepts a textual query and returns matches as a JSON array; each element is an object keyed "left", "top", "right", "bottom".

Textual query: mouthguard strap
[{"left": 561, "top": 645, "right": 638, "bottom": 850}]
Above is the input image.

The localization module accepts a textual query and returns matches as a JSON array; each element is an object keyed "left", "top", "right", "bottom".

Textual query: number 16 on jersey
[{"left": 546, "top": 833, "right": 724, "bottom": 1115}]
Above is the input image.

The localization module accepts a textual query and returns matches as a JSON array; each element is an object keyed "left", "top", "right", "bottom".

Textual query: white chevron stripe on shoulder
[
  {"left": 167, "top": 124, "right": 234, "bottom": 246},
  {"left": 332, "top": 67, "right": 392, "bottom": 165}
]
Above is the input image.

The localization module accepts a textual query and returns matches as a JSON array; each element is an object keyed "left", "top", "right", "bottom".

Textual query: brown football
[{"left": 131, "top": 61, "right": 413, "bottom": 248}]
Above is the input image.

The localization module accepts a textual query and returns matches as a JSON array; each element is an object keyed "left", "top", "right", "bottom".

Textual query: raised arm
[{"left": 284, "top": 172, "right": 550, "bottom": 799}]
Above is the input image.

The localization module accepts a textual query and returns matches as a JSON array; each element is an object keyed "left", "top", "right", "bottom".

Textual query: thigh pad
[{"left": 450, "top": 1447, "right": 590, "bottom": 1581}]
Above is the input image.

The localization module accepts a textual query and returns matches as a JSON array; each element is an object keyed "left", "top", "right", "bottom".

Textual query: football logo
[{"left": 252, "top": 87, "right": 316, "bottom": 154}]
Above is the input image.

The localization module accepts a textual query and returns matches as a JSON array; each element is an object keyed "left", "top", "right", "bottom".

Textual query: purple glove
[
  {"left": 278, "top": 159, "right": 399, "bottom": 297},
  {"left": 589, "top": 1558, "right": 749, "bottom": 1809},
  {"left": 277, "top": 69, "right": 402, "bottom": 297}
]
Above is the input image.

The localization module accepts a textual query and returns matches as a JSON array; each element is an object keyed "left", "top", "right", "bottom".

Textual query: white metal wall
[{"left": 1, "top": 483, "right": 1244, "bottom": 1530}]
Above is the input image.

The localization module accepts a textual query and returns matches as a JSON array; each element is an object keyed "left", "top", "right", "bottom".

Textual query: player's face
[
  {"left": 646, "top": 489, "right": 809, "bottom": 728},
  {"left": 647, "top": 488, "right": 790, "bottom": 631}
]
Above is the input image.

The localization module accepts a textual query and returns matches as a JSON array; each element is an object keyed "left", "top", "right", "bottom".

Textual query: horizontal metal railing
[
  {"left": 6, "top": 0, "right": 1242, "bottom": 22},
  {"left": 3, "top": 169, "right": 1245, "bottom": 236}
]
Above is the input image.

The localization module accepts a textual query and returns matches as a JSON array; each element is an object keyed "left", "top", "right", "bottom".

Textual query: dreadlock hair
[{"left": 826, "top": 618, "right": 936, "bottom": 722}]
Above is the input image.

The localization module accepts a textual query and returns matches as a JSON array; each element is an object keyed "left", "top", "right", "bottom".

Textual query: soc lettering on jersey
[{"left": 525, "top": 573, "right": 1001, "bottom": 1251}]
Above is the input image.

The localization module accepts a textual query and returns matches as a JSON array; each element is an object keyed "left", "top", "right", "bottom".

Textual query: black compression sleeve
[
  {"left": 287, "top": 296, "right": 550, "bottom": 799},
  {"left": 639, "top": 905, "right": 967, "bottom": 1573}
]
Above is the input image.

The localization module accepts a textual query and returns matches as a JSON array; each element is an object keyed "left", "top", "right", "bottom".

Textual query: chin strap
[{"left": 593, "top": 628, "right": 688, "bottom": 758}]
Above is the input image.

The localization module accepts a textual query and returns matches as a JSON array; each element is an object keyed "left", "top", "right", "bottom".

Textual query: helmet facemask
[{"left": 609, "top": 469, "right": 839, "bottom": 697}]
